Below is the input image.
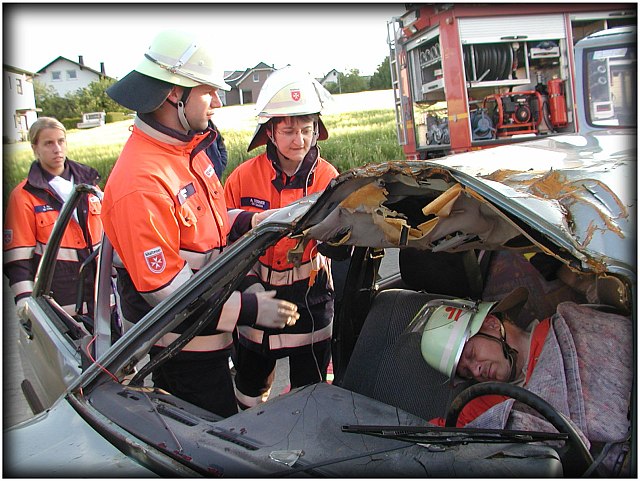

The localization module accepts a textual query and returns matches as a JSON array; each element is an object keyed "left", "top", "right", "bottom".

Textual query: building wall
[
  {"left": 37, "top": 58, "right": 101, "bottom": 97},
  {"left": 218, "top": 90, "right": 227, "bottom": 106},
  {"left": 237, "top": 76, "right": 259, "bottom": 105},
  {"left": 226, "top": 68, "right": 274, "bottom": 106},
  {"left": 3, "top": 69, "right": 38, "bottom": 143},
  {"left": 224, "top": 89, "right": 239, "bottom": 106}
]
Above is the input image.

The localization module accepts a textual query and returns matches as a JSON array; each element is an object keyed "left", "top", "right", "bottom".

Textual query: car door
[{"left": 18, "top": 184, "right": 113, "bottom": 413}]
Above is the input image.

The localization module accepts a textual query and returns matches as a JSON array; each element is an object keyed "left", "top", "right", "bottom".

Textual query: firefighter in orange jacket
[
  {"left": 102, "top": 30, "right": 298, "bottom": 417},
  {"left": 224, "top": 66, "right": 349, "bottom": 409},
  {"left": 4, "top": 117, "right": 102, "bottom": 319}
]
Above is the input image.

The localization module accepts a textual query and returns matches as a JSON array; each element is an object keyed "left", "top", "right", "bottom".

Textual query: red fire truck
[{"left": 387, "top": 4, "right": 636, "bottom": 159}]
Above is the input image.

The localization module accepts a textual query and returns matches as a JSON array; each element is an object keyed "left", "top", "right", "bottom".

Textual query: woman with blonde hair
[{"left": 4, "top": 116, "right": 103, "bottom": 319}]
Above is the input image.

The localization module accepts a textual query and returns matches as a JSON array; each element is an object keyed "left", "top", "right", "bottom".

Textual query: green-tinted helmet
[
  {"left": 415, "top": 287, "right": 528, "bottom": 382},
  {"left": 107, "top": 29, "right": 230, "bottom": 113},
  {"left": 137, "top": 29, "right": 230, "bottom": 90},
  {"left": 416, "top": 299, "right": 495, "bottom": 382}
]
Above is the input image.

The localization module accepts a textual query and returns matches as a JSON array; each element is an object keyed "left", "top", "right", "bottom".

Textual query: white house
[
  {"left": 3, "top": 64, "right": 40, "bottom": 143},
  {"left": 319, "top": 69, "right": 340, "bottom": 87},
  {"left": 36, "top": 55, "right": 111, "bottom": 97}
]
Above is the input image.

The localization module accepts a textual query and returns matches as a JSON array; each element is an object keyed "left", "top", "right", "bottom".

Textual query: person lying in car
[{"left": 414, "top": 287, "right": 632, "bottom": 474}]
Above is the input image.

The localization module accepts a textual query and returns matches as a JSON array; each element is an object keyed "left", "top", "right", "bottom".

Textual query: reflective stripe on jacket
[
  {"left": 3, "top": 159, "right": 102, "bottom": 313},
  {"left": 224, "top": 145, "right": 339, "bottom": 351}
]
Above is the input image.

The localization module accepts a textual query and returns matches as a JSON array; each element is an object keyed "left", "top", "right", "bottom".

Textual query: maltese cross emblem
[{"left": 144, "top": 247, "right": 166, "bottom": 274}]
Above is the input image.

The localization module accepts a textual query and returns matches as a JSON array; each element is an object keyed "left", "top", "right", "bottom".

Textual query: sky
[{"left": 3, "top": 3, "right": 406, "bottom": 80}]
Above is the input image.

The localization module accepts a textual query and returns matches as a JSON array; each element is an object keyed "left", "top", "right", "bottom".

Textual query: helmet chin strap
[
  {"left": 473, "top": 318, "right": 519, "bottom": 382},
  {"left": 166, "top": 87, "right": 193, "bottom": 132}
]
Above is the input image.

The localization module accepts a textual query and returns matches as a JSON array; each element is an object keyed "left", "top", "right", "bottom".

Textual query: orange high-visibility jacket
[
  {"left": 3, "top": 159, "right": 102, "bottom": 315},
  {"left": 102, "top": 118, "right": 254, "bottom": 354},
  {"left": 224, "top": 145, "right": 339, "bottom": 352}
]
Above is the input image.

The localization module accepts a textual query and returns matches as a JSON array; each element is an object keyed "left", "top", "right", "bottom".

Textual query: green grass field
[{"left": 3, "top": 90, "right": 404, "bottom": 207}]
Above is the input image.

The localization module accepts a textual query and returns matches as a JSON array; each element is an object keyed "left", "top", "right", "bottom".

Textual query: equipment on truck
[
  {"left": 470, "top": 108, "right": 495, "bottom": 140},
  {"left": 387, "top": 4, "right": 635, "bottom": 159},
  {"left": 546, "top": 77, "right": 568, "bottom": 128},
  {"left": 573, "top": 26, "right": 637, "bottom": 133},
  {"left": 483, "top": 91, "right": 543, "bottom": 137},
  {"left": 426, "top": 113, "right": 450, "bottom": 145}
]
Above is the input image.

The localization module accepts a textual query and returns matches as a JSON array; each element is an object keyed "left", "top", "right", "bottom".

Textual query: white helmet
[
  {"left": 414, "top": 287, "right": 528, "bottom": 383},
  {"left": 247, "top": 65, "right": 334, "bottom": 151},
  {"left": 107, "top": 29, "right": 230, "bottom": 114}
]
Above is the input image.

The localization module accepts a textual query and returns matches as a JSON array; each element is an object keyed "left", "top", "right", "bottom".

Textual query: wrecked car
[{"left": 4, "top": 129, "right": 636, "bottom": 477}]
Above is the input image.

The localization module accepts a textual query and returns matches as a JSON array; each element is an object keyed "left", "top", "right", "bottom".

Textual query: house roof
[
  {"left": 224, "top": 62, "right": 275, "bottom": 88},
  {"left": 3, "top": 64, "right": 36, "bottom": 77},
  {"left": 321, "top": 69, "right": 340, "bottom": 83},
  {"left": 36, "top": 56, "right": 113, "bottom": 80}
]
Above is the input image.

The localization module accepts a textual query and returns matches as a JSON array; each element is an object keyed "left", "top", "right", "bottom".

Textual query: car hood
[
  {"left": 4, "top": 398, "right": 157, "bottom": 477},
  {"left": 302, "top": 131, "right": 636, "bottom": 277}
]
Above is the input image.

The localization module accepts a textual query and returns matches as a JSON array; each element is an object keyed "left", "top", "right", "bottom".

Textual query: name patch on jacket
[
  {"left": 177, "top": 183, "right": 197, "bottom": 205},
  {"left": 144, "top": 246, "right": 166, "bottom": 274},
  {"left": 241, "top": 197, "right": 270, "bottom": 210},
  {"left": 34, "top": 204, "right": 55, "bottom": 213},
  {"left": 3, "top": 229, "right": 12, "bottom": 245}
]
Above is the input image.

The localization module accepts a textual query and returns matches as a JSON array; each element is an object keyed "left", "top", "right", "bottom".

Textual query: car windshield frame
[{"left": 73, "top": 208, "right": 309, "bottom": 393}]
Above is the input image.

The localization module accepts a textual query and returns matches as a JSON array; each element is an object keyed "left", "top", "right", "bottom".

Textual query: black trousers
[
  {"left": 234, "top": 339, "right": 331, "bottom": 408},
  {"left": 151, "top": 349, "right": 238, "bottom": 418}
]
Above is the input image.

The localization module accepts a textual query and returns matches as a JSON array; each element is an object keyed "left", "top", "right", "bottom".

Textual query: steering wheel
[{"left": 445, "top": 382, "right": 593, "bottom": 477}]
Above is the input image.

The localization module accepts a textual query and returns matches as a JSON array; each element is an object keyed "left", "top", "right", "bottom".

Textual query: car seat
[{"left": 339, "top": 289, "right": 452, "bottom": 421}]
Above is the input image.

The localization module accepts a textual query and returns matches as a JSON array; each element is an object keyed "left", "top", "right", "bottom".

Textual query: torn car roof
[{"left": 304, "top": 131, "right": 636, "bottom": 275}]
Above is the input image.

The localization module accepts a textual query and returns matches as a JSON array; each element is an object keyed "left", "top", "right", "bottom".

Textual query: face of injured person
[{"left": 457, "top": 314, "right": 512, "bottom": 383}]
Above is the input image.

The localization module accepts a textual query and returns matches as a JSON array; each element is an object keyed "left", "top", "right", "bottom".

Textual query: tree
[
  {"left": 369, "top": 57, "right": 392, "bottom": 90},
  {"left": 75, "top": 78, "right": 129, "bottom": 114},
  {"left": 324, "top": 81, "right": 340, "bottom": 95},
  {"left": 338, "top": 69, "right": 368, "bottom": 93},
  {"left": 34, "top": 78, "right": 131, "bottom": 121},
  {"left": 34, "top": 81, "right": 77, "bottom": 119}
]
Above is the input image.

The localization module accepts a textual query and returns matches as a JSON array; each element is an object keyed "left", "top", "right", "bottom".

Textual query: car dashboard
[{"left": 84, "top": 380, "right": 562, "bottom": 477}]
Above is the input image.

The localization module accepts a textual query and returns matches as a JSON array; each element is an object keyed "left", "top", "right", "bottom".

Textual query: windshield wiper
[
  {"left": 342, "top": 424, "right": 569, "bottom": 445},
  {"left": 273, "top": 424, "right": 569, "bottom": 477}
]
